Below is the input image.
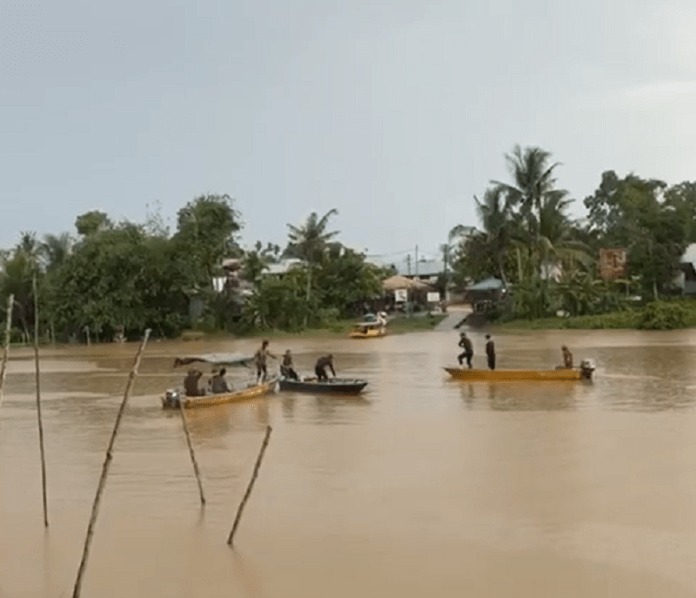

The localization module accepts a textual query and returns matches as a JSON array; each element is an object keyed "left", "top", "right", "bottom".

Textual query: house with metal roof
[{"left": 390, "top": 255, "right": 445, "bottom": 284}]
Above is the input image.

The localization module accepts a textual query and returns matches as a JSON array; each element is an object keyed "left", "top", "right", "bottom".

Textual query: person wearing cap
[
  {"left": 457, "top": 332, "right": 474, "bottom": 368},
  {"left": 314, "top": 354, "right": 336, "bottom": 382}
]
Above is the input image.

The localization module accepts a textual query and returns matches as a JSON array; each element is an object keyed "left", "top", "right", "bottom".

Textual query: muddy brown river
[{"left": 1, "top": 328, "right": 696, "bottom": 597}]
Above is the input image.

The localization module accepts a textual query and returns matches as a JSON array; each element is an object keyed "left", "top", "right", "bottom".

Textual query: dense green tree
[
  {"left": 75, "top": 211, "right": 112, "bottom": 237},
  {"left": 584, "top": 172, "right": 687, "bottom": 299}
]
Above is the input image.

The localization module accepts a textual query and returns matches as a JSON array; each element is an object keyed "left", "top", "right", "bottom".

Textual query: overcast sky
[{"left": 2, "top": 0, "right": 695, "bottom": 260}]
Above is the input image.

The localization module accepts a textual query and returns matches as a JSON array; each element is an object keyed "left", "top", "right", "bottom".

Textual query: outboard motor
[
  {"left": 580, "top": 358, "right": 596, "bottom": 381},
  {"left": 162, "top": 389, "right": 181, "bottom": 409}
]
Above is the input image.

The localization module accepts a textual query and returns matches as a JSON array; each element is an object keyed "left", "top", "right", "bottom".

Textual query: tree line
[
  {"left": 4, "top": 144, "right": 693, "bottom": 340},
  {"left": 0, "top": 196, "right": 393, "bottom": 342},
  {"left": 448, "top": 145, "right": 694, "bottom": 321}
]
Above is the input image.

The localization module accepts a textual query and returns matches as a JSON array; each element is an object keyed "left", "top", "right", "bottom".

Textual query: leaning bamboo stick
[
  {"left": 179, "top": 399, "right": 206, "bottom": 505},
  {"left": 71, "top": 329, "right": 151, "bottom": 598},
  {"left": 32, "top": 275, "right": 49, "bottom": 528},
  {"left": 0, "top": 294, "right": 14, "bottom": 414},
  {"left": 227, "top": 425, "right": 273, "bottom": 547}
]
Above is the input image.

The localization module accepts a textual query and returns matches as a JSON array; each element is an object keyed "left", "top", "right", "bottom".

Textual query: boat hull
[
  {"left": 278, "top": 378, "right": 368, "bottom": 394},
  {"left": 443, "top": 367, "right": 590, "bottom": 382},
  {"left": 162, "top": 378, "right": 278, "bottom": 409},
  {"left": 349, "top": 328, "right": 386, "bottom": 339}
]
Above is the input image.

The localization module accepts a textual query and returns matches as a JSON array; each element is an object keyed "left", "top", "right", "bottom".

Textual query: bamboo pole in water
[
  {"left": 0, "top": 294, "right": 14, "bottom": 414},
  {"left": 32, "top": 275, "right": 49, "bottom": 528},
  {"left": 71, "top": 329, "right": 151, "bottom": 598},
  {"left": 179, "top": 399, "right": 206, "bottom": 505},
  {"left": 227, "top": 425, "right": 273, "bottom": 547}
]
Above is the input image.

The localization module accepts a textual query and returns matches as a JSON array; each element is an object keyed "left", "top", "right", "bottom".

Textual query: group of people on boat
[
  {"left": 181, "top": 338, "right": 342, "bottom": 397},
  {"left": 183, "top": 367, "right": 231, "bottom": 397},
  {"left": 456, "top": 332, "right": 575, "bottom": 372},
  {"left": 457, "top": 332, "right": 496, "bottom": 370},
  {"left": 253, "top": 339, "right": 337, "bottom": 383}
]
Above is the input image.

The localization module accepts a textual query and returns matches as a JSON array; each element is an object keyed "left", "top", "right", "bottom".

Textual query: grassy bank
[
  {"left": 181, "top": 314, "right": 447, "bottom": 341},
  {"left": 498, "top": 301, "right": 696, "bottom": 331}
]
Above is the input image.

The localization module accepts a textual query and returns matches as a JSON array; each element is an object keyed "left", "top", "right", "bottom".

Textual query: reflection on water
[{"left": 1, "top": 329, "right": 696, "bottom": 596}]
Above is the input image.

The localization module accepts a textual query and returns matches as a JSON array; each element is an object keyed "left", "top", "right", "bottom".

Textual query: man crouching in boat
[
  {"left": 184, "top": 369, "right": 205, "bottom": 397},
  {"left": 315, "top": 354, "right": 336, "bottom": 382},
  {"left": 281, "top": 349, "right": 299, "bottom": 380}
]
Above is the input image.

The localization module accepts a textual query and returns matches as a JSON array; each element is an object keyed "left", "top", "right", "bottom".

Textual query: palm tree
[
  {"left": 473, "top": 187, "right": 517, "bottom": 284},
  {"left": 40, "top": 233, "right": 73, "bottom": 272},
  {"left": 285, "top": 209, "right": 339, "bottom": 325},
  {"left": 493, "top": 146, "right": 564, "bottom": 235},
  {"left": 537, "top": 193, "right": 591, "bottom": 277}
]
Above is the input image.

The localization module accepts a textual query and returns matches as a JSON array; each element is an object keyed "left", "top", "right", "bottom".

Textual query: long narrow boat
[
  {"left": 278, "top": 377, "right": 368, "bottom": 394},
  {"left": 162, "top": 378, "right": 278, "bottom": 409},
  {"left": 162, "top": 352, "right": 277, "bottom": 409},
  {"left": 443, "top": 359, "right": 596, "bottom": 382}
]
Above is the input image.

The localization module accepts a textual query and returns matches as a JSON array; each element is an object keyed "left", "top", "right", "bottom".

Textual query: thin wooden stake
[
  {"left": 227, "top": 425, "right": 273, "bottom": 547},
  {"left": 71, "top": 329, "right": 151, "bottom": 598},
  {"left": 179, "top": 400, "right": 206, "bottom": 505},
  {"left": 32, "top": 276, "right": 49, "bottom": 528},
  {"left": 0, "top": 294, "right": 14, "bottom": 413}
]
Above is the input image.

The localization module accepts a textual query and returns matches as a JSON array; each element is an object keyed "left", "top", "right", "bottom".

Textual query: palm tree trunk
[{"left": 304, "top": 267, "right": 312, "bottom": 328}]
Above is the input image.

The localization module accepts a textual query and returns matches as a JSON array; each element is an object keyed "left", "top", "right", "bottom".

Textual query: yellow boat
[
  {"left": 444, "top": 359, "right": 596, "bottom": 382},
  {"left": 163, "top": 352, "right": 277, "bottom": 409},
  {"left": 162, "top": 378, "right": 277, "bottom": 409},
  {"left": 349, "top": 321, "right": 387, "bottom": 339}
]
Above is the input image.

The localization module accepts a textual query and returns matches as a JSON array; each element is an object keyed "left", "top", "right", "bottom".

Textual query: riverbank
[{"left": 498, "top": 301, "right": 696, "bottom": 331}]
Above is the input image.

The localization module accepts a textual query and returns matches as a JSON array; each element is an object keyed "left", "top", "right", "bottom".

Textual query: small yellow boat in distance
[
  {"left": 444, "top": 359, "right": 596, "bottom": 382},
  {"left": 349, "top": 321, "right": 386, "bottom": 339}
]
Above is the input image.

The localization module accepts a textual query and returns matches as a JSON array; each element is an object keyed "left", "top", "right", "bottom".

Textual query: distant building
[
  {"left": 261, "top": 258, "right": 303, "bottom": 278},
  {"left": 390, "top": 255, "right": 445, "bottom": 284}
]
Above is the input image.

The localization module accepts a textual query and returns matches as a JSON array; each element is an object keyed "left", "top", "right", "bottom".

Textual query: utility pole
[
  {"left": 406, "top": 254, "right": 411, "bottom": 276},
  {"left": 415, "top": 245, "right": 419, "bottom": 276}
]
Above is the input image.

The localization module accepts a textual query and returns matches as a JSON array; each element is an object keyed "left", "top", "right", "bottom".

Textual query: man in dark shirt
[
  {"left": 315, "top": 354, "right": 336, "bottom": 381},
  {"left": 485, "top": 335, "right": 496, "bottom": 370},
  {"left": 210, "top": 368, "right": 231, "bottom": 394},
  {"left": 183, "top": 369, "right": 205, "bottom": 397},
  {"left": 457, "top": 332, "right": 474, "bottom": 368}
]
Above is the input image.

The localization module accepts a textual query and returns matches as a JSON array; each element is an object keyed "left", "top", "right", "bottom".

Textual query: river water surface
[{"left": 1, "top": 328, "right": 696, "bottom": 597}]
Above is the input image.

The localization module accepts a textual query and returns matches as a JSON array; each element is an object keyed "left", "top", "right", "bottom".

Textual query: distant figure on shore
[
  {"left": 457, "top": 332, "right": 474, "bottom": 369},
  {"left": 562, "top": 345, "right": 573, "bottom": 368},
  {"left": 485, "top": 335, "right": 496, "bottom": 370},
  {"left": 281, "top": 349, "right": 299, "bottom": 380},
  {"left": 183, "top": 369, "right": 205, "bottom": 397},
  {"left": 315, "top": 354, "right": 336, "bottom": 382}
]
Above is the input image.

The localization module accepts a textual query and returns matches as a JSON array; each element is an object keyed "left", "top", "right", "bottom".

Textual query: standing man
[
  {"left": 254, "top": 339, "right": 277, "bottom": 383},
  {"left": 485, "top": 334, "right": 496, "bottom": 370},
  {"left": 561, "top": 345, "right": 573, "bottom": 368},
  {"left": 457, "top": 332, "right": 474, "bottom": 369}
]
